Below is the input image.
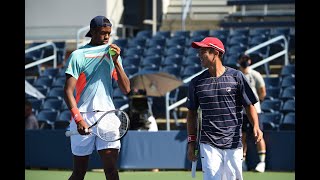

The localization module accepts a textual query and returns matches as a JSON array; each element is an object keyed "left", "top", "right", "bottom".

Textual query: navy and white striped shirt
[{"left": 186, "top": 67, "right": 257, "bottom": 149}]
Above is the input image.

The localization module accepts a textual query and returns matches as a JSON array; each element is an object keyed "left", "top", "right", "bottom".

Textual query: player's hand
[
  {"left": 253, "top": 126, "right": 263, "bottom": 144},
  {"left": 187, "top": 142, "right": 197, "bottom": 161},
  {"left": 76, "top": 119, "right": 91, "bottom": 135},
  {"left": 109, "top": 44, "right": 121, "bottom": 62}
]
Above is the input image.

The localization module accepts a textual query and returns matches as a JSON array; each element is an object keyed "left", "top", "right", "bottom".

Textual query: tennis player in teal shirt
[{"left": 64, "top": 15, "right": 130, "bottom": 180}]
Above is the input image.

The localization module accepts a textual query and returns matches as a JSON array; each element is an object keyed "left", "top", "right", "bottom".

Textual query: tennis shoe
[{"left": 255, "top": 162, "right": 265, "bottom": 173}]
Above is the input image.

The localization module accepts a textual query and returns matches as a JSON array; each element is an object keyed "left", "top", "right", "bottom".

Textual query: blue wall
[{"left": 25, "top": 130, "right": 295, "bottom": 171}]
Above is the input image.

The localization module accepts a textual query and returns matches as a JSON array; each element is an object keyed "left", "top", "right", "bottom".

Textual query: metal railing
[
  {"left": 164, "top": 35, "right": 289, "bottom": 130},
  {"left": 182, "top": 0, "right": 192, "bottom": 31},
  {"left": 25, "top": 42, "right": 57, "bottom": 70}
]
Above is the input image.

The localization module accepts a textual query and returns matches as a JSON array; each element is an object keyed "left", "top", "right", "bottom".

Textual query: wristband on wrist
[
  {"left": 188, "top": 135, "right": 196, "bottom": 143},
  {"left": 70, "top": 107, "right": 83, "bottom": 124}
]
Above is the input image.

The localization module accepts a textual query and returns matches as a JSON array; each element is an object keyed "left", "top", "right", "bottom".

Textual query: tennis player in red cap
[{"left": 186, "top": 37, "right": 263, "bottom": 180}]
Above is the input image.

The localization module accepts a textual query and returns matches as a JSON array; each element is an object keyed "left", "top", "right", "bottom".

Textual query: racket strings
[{"left": 96, "top": 111, "right": 129, "bottom": 141}]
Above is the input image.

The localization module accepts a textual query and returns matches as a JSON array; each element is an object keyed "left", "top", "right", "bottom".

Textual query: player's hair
[{"left": 238, "top": 54, "right": 251, "bottom": 62}]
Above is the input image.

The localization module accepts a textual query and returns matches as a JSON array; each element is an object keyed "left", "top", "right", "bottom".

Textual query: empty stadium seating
[{"left": 26, "top": 25, "right": 295, "bottom": 131}]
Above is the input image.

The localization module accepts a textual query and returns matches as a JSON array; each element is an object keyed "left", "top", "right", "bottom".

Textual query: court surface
[{"left": 25, "top": 169, "right": 295, "bottom": 180}]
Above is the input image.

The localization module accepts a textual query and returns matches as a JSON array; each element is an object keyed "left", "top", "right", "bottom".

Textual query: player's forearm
[
  {"left": 187, "top": 110, "right": 197, "bottom": 135},
  {"left": 245, "top": 105, "right": 260, "bottom": 128},
  {"left": 114, "top": 61, "right": 131, "bottom": 94}
]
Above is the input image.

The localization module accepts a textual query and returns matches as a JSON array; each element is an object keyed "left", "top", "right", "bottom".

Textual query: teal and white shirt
[{"left": 65, "top": 44, "right": 123, "bottom": 112}]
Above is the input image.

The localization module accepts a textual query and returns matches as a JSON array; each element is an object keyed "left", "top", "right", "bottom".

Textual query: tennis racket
[
  {"left": 65, "top": 109, "right": 130, "bottom": 142},
  {"left": 191, "top": 107, "right": 202, "bottom": 178}
]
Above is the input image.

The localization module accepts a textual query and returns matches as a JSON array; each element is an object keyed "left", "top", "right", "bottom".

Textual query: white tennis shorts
[
  {"left": 200, "top": 143, "right": 243, "bottom": 180},
  {"left": 69, "top": 111, "right": 121, "bottom": 156}
]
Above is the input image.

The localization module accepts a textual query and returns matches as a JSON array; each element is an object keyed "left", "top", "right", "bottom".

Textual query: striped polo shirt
[
  {"left": 186, "top": 67, "right": 258, "bottom": 149},
  {"left": 65, "top": 44, "right": 122, "bottom": 112}
]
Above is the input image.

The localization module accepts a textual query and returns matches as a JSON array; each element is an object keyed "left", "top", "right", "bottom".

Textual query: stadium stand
[{"left": 278, "top": 112, "right": 295, "bottom": 131}]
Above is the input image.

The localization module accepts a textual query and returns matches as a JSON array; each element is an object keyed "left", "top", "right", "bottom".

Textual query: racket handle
[
  {"left": 191, "top": 160, "right": 197, "bottom": 178},
  {"left": 65, "top": 130, "right": 79, "bottom": 137}
]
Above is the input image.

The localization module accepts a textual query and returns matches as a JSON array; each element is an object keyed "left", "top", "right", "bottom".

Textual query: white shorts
[
  {"left": 69, "top": 111, "right": 121, "bottom": 156},
  {"left": 200, "top": 143, "right": 243, "bottom": 180}
]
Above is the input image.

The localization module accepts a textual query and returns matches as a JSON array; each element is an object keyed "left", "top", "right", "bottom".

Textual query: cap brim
[
  {"left": 191, "top": 42, "right": 211, "bottom": 49},
  {"left": 85, "top": 30, "right": 92, "bottom": 37}
]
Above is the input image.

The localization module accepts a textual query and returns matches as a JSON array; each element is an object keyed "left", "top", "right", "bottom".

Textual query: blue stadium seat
[
  {"left": 127, "top": 38, "right": 147, "bottom": 48},
  {"left": 122, "top": 56, "right": 141, "bottom": 68},
  {"left": 37, "top": 110, "right": 59, "bottom": 128},
  {"left": 123, "top": 47, "right": 144, "bottom": 57},
  {"left": 209, "top": 29, "right": 230, "bottom": 39},
  {"left": 40, "top": 67, "right": 60, "bottom": 78},
  {"left": 280, "top": 75, "right": 295, "bottom": 88},
  {"left": 124, "top": 67, "right": 139, "bottom": 78},
  {"left": 51, "top": 76, "right": 66, "bottom": 88},
  {"left": 144, "top": 47, "right": 164, "bottom": 57},
  {"left": 113, "top": 38, "right": 128, "bottom": 49},
  {"left": 161, "top": 55, "right": 183, "bottom": 68},
  {"left": 191, "top": 30, "right": 209, "bottom": 38},
  {"left": 154, "top": 30, "right": 171, "bottom": 39},
  {"left": 166, "top": 37, "right": 186, "bottom": 48},
  {"left": 33, "top": 85, "right": 49, "bottom": 96},
  {"left": 280, "top": 64, "right": 295, "bottom": 77},
  {"left": 261, "top": 99, "right": 283, "bottom": 113},
  {"left": 185, "top": 47, "right": 199, "bottom": 57},
  {"left": 146, "top": 38, "right": 166, "bottom": 48},
  {"left": 160, "top": 66, "right": 182, "bottom": 79},
  {"left": 33, "top": 76, "right": 53, "bottom": 88},
  {"left": 263, "top": 77, "right": 280, "bottom": 88},
  {"left": 229, "top": 28, "right": 250, "bottom": 37},
  {"left": 183, "top": 56, "right": 200, "bottom": 67},
  {"left": 41, "top": 98, "right": 64, "bottom": 111},
  {"left": 224, "top": 54, "right": 239, "bottom": 69},
  {"left": 164, "top": 47, "right": 185, "bottom": 57},
  {"left": 181, "top": 66, "right": 202, "bottom": 80},
  {"left": 172, "top": 30, "right": 190, "bottom": 39},
  {"left": 38, "top": 120, "right": 54, "bottom": 129},
  {"left": 46, "top": 87, "right": 64, "bottom": 100},
  {"left": 279, "top": 112, "right": 295, "bottom": 131},
  {"left": 140, "top": 56, "right": 162, "bottom": 68},
  {"left": 265, "top": 87, "right": 281, "bottom": 100},
  {"left": 140, "top": 66, "right": 160, "bottom": 72},
  {"left": 54, "top": 110, "right": 71, "bottom": 129},
  {"left": 227, "top": 36, "right": 248, "bottom": 47},
  {"left": 259, "top": 112, "right": 283, "bottom": 130},
  {"left": 249, "top": 28, "right": 271, "bottom": 37},
  {"left": 225, "top": 45, "right": 247, "bottom": 56},
  {"left": 136, "top": 30, "right": 152, "bottom": 40},
  {"left": 279, "top": 86, "right": 295, "bottom": 100},
  {"left": 27, "top": 98, "right": 43, "bottom": 112},
  {"left": 280, "top": 99, "right": 295, "bottom": 114}
]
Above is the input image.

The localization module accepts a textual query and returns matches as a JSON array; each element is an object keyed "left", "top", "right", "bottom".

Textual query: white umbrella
[
  {"left": 129, "top": 70, "right": 183, "bottom": 97},
  {"left": 25, "top": 80, "right": 45, "bottom": 99}
]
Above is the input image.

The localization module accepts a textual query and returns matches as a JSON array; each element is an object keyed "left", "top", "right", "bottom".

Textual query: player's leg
[
  {"left": 242, "top": 115, "right": 250, "bottom": 171},
  {"left": 255, "top": 113, "right": 266, "bottom": 172},
  {"left": 224, "top": 147, "right": 243, "bottom": 180},
  {"left": 69, "top": 112, "right": 96, "bottom": 179},
  {"left": 94, "top": 111, "right": 121, "bottom": 180},
  {"left": 68, "top": 155, "right": 90, "bottom": 180},
  {"left": 200, "top": 143, "right": 224, "bottom": 180},
  {"left": 98, "top": 148, "right": 120, "bottom": 180}
]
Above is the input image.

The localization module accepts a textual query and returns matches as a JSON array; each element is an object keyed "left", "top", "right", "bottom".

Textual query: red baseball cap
[{"left": 191, "top": 37, "right": 225, "bottom": 54}]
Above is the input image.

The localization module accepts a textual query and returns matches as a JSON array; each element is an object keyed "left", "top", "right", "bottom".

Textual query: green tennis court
[{"left": 25, "top": 169, "right": 295, "bottom": 180}]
